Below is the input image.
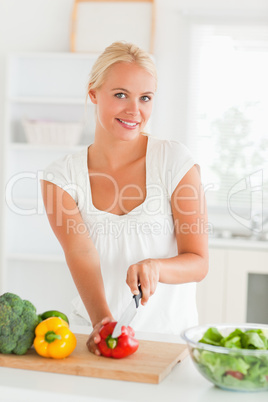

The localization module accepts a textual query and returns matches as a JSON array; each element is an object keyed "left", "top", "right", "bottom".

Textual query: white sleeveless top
[{"left": 43, "top": 135, "right": 199, "bottom": 335}]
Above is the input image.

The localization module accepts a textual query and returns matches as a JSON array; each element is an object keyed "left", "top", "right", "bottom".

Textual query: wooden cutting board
[{"left": 0, "top": 334, "right": 188, "bottom": 384}]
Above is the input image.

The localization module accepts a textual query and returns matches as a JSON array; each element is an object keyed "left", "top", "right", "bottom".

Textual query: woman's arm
[
  {"left": 126, "top": 165, "right": 209, "bottom": 304},
  {"left": 40, "top": 180, "right": 113, "bottom": 353},
  {"left": 158, "top": 164, "right": 209, "bottom": 283}
]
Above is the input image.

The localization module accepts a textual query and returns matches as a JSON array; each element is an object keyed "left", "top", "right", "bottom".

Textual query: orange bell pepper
[{"left": 34, "top": 317, "right": 76, "bottom": 359}]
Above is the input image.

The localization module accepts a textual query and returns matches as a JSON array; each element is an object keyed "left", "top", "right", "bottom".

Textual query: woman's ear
[{"left": 88, "top": 89, "right": 97, "bottom": 104}]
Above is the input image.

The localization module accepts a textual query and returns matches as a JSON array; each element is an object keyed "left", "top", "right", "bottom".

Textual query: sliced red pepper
[
  {"left": 225, "top": 370, "right": 244, "bottom": 380},
  {"left": 98, "top": 321, "right": 139, "bottom": 359}
]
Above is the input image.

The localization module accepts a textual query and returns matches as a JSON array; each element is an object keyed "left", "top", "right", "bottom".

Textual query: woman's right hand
[{"left": 86, "top": 316, "right": 114, "bottom": 356}]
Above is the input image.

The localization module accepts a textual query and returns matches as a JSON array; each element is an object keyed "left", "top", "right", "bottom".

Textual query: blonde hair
[{"left": 87, "top": 41, "right": 157, "bottom": 93}]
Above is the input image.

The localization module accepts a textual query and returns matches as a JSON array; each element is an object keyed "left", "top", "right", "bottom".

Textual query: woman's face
[{"left": 89, "top": 62, "right": 156, "bottom": 142}]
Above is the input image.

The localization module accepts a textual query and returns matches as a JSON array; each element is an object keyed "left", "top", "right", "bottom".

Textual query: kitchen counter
[
  {"left": 209, "top": 236, "right": 268, "bottom": 250},
  {"left": 0, "top": 327, "right": 267, "bottom": 402}
]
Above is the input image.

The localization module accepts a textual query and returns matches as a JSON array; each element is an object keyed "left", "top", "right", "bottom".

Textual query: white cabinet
[
  {"left": 197, "top": 245, "right": 268, "bottom": 325},
  {"left": 225, "top": 249, "right": 268, "bottom": 323},
  {"left": 196, "top": 247, "right": 227, "bottom": 324},
  {"left": 0, "top": 52, "right": 99, "bottom": 316}
]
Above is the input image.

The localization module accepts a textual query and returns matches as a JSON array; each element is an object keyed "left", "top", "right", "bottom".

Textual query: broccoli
[{"left": 0, "top": 292, "right": 40, "bottom": 355}]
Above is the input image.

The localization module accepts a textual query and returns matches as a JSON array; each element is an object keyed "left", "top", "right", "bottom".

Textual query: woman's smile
[{"left": 116, "top": 118, "right": 140, "bottom": 129}]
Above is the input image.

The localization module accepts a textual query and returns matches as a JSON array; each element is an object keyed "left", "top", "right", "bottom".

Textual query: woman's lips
[{"left": 116, "top": 118, "right": 140, "bottom": 129}]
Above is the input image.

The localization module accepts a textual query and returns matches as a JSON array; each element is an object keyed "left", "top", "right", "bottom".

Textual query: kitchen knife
[{"left": 112, "top": 285, "right": 142, "bottom": 338}]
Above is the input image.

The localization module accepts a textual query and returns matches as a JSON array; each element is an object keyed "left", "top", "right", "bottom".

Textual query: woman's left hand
[{"left": 126, "top": 259, "right": 160, "bottom": 305}]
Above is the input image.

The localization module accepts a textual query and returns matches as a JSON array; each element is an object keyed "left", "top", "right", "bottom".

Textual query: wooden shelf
[
  {"left": 8, "top": 51, "right": 100, "bottom": 59},
  {"left": 7, "top": 253, "right": 66, "bottom": 263},
  {"left": 8, "top": 96, "right": 87, "bottom": 105},
  {"left": 9, "top": 142, "right": 87, "bottom": 152}
]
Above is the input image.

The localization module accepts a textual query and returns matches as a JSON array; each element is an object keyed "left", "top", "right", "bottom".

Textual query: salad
[{"left": 193, "top": 327, "right": 268, "bottom": 390}]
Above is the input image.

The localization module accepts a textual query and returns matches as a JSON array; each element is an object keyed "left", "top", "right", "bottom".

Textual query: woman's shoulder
[
  {"left": 147, "top": 135, "right": 196, "bottom": 196},
  {"left": 148, "top": 134, "right": 193, "bottom": 160},
  {"left": 42, "top": 146, "right": 89, "bottom": 201},
  {"left": 45, "top": 146, "right": 88, "bottom": 174}
]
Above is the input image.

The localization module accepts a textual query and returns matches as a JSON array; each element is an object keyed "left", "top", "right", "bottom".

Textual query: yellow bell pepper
[{"left": 34, "top": 317, "right": 76, "bottom": 359}]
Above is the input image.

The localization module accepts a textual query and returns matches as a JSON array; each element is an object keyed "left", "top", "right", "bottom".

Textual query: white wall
[
  {"left": 1, "top": 0, "right": 268, "bottom": 140},
  {"left": 1, "top": 0, "right": 268, "bottom": 138},
  {"left": 1, "top": 0, "right": 268, "bottom": 261}
]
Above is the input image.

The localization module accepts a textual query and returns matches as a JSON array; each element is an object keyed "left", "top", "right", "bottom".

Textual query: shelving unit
[
  {"left": 1, "top": 51, "right": 154, "bottom": 316},
  {"left": 1, "top": 52, "right": 98, "bottom": 315}
]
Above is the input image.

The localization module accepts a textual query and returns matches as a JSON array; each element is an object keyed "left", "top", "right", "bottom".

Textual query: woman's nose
[{"left": 125, "top": 99, "right": 139, "bottom": 116}]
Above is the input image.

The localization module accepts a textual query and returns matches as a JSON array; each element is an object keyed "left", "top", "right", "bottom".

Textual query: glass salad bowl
[{"left": 181, "top": 323, "right": 268, "bottom": 392}]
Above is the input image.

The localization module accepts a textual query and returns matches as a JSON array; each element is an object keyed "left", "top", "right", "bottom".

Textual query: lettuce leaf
[
  {"left": 199, "top": 327, "right": 268, "bottom": 350},
  {"left": 198, "top": 327, "right": 223, "bottom": 346},
  {"left": 241, "top": 330, "right": 267, "bottom": 350}
]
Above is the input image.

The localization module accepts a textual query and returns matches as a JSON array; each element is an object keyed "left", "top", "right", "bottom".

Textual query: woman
[{"left": 41, "top": 41, "right": 209, "bottom": 356}]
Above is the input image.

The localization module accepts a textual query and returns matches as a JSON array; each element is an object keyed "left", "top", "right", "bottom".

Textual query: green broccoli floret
[{"left": 0, "top": 292, "right": 40, "bottom": 355}]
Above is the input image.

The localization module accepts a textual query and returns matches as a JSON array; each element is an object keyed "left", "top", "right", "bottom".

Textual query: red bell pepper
[{"left": 98, "top": 321, "right": 139, "bottom": 359}]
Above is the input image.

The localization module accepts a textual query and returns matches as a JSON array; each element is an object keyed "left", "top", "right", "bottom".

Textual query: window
[{"left": 187, "top": 20, "right": 268, "bottom": 224}]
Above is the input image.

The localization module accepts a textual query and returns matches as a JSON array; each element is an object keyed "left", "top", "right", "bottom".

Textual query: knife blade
[{"left": 112, "top": 285, "right": 142, "bottom": 338}]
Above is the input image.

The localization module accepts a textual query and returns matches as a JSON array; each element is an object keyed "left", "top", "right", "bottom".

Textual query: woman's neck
[{"left": 89, "top": 131, "right": 148, "bottom": 171}]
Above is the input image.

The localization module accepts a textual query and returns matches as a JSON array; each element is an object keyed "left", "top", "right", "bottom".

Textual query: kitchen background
[{"left": 0, "top": 0, "right": 267, "bottom": 327}]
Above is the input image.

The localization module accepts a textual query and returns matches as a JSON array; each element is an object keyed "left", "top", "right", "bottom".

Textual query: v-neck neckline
[{"left": 86, "top": 135, "right": 151, "bottom": 218}]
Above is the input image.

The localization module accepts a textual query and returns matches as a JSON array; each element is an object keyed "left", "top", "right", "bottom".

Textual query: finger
[
  {"left": 87, "top": 332, "right": 102, "bottom": 355},
  {"left": 87, "top": 336, "right": 99, "bottom": 355},
  {"left": 149, "top": 275, "right": 158, "bottom": 295},
  {"left": 86, "top": 323, "right": 103, "bottom": 354},
  {"left": 126, "top": 265, "right": 140, "bottom": 294},
  {"left": 94, "top": 333, "right": 101, "bottom": 344},
  {"left": 90, "top": 343, "right": 101, "bottom": 356},
  {"left": 139, "top": 280, "right": 150, "bottom": 305},
  {"left": 87, "top": 316, "right": 114, "bottom": 354},
  {"left": 101, "top": 316, "right": 113, "bottom": 325}
]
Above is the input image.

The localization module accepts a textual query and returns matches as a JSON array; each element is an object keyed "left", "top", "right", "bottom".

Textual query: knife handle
[{"left": 133, "top": 285, "right": 142, "bottom": 308}]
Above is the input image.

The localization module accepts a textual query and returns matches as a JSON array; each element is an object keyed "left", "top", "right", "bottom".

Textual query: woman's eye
[
  {"left": 115, "top": 93, "right": 126, "bottom": 99},
  {"left": 141, "top": 95, "right": 150, "bottom": 102}
]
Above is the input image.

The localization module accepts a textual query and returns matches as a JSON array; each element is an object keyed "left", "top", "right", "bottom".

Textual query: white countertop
[
  {"left": 0, "top": 328, "right": 267, "bottom": 402},
  {"left": 209, "top": 236, "right": 268, "bottom": 250}
]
